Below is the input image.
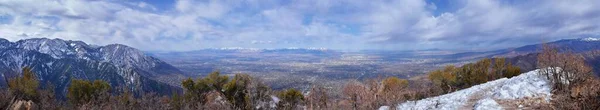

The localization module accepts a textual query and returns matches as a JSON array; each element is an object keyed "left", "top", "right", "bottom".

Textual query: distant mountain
[
  {"left": 448, "top": 37, "right": 600, "bottom": 75},
  {"left": 503, "top": 37, "right": 600, "bottom": 56},
  {"left": 206, "top": 47, "right": 332, "bottom": 54},
  {"left": 0, "top": 38, "right": 185, "bottom": 98},
  {"left": 446, "top": 37, "right": 600, "bottom": 60},
  {"left": 150, "top": 47, "right": 339, "bottom": 58}
]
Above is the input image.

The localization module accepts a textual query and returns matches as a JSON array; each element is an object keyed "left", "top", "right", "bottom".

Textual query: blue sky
[{"left": 0, "top": 0, "right": 599, "bottom": 51}]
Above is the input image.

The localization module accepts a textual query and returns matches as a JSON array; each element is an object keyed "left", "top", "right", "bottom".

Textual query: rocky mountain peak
[{"left": 0, "top": 37, "right": 184, "bottom": 98}]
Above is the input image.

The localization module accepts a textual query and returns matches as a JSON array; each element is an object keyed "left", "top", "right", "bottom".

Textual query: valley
[
  {"left": 151, "top": 37, "right": 600, "bottom": 92},
  {"left": 150, "top": 48, "right": 475, "bottom": 91}
]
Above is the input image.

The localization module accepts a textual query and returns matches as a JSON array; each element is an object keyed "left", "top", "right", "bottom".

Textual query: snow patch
[
  {"left": 379, "top": 106, "right": 390, "bottom": 110},
  {"left": 491, "top": 69, "right": 551, "bottom": 100},
  {"left": 271, "top": 96, "right": 280, "bottom": 108},
  {"left": 392, "top": 69, "right": 551, "bottom": 110}
]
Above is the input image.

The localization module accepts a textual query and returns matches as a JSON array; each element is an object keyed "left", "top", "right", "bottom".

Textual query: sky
[{"left": 0, "top": 0, "right": 599, "bottom": 51}]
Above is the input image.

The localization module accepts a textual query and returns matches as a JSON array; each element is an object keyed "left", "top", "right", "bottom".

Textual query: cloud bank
[{"left": 0, "top": 0, "right": 599, "bottom": 51}]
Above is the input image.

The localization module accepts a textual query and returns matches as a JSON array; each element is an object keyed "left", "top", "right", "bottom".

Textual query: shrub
[
  {"left": 67, "top": 79, "right": 111, "bottom": 106},
  {"left": 504, "top": 63, "right": 521, "bottom": 78},
  {"left": 38, "top": 83, "right": 62, "bottom": 109},
  {"left": 537, "top": 44, "right": 600, "bottom": 109},
  {"left": 170, "top": 92, "right": 183, "bottom": 110},
  {"left": 428, "top": 65, "right": 457, "bottom": 93},
  {"left": 456, "top": 63, "right": 475, "bottom": 88},
  {"left": 246, "top": 78, "right": 272, "bottom": 109},
  {"left": 8, "top": 67, "right": 40, "bottom": 101},
  {"left": 223, "top": 74, "right": 252, "bottom": 109},
  {"left": 382, "top": 77, "right": 409, "bottom": 92},
  {"left": 492, "top": 58, "right": 506, "bottom": 80},
  {"left": 473, "top": 58, "right": 491, "bottom": 84},
  {"left": 180, "top": 72, "right": 274, "bottom": 109},
  {"left": 205, "top": 71, "right": 229, "bottom": 91},
  {"left": 306, "top": 85, "right": 329, "bottom": 110},
  {"left": 277, "top": 88, "right": 304, "bottom": 110},
  {"left": 538, "top": 44, "right": 593, "bottom": 93}
]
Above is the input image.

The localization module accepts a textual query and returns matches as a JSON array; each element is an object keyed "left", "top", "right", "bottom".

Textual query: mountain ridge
[
  {"left": 441, "top": 37, "right": 600, "bottom": 59},
  {"left": 0, "top": 37, "right": 185, "bottom": 98}
]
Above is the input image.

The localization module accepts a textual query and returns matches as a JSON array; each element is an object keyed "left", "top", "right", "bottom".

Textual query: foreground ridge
[{"left": 381, "top": 69, "right": 551, "bottom": 110}]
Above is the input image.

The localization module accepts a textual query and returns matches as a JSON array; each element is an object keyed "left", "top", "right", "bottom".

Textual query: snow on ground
[
  {"left": 380, "top": 69, "right": 551, "bottom": 110},
  {"left": 474, "top": 98, "right": 502, "bottom": 110}
]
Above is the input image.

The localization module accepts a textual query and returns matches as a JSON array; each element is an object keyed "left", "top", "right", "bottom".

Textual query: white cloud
[{"left": 0, "top": 0, "right": 599, "bottom": 51}]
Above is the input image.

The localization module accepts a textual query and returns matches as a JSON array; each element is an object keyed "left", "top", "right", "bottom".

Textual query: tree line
[
  {"left": 0, "top": 67, "right": 419, "bottom": 110},
  {"left": 428, "top": 57, "right": 522, "bottom": 94}
]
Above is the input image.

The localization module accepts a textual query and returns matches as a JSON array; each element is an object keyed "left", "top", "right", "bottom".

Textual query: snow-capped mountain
[
  {"left": 0, "top": 38, "right": 184, "bottom": 97},
  {"left": 150, "top": 47, "right": 338, "bottom": 58},
  {"left": 207, "top": 47, "right": 329, "bottom": 51},
  {"left": 380, "top": 69, "right": 552, "bottom": 110},
  {"left": 580, "top": 37, "right": 600, "bottom": 42}
]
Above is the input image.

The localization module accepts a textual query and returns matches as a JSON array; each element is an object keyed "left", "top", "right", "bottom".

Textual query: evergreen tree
[
  {"left": 277, "top": 88, "right": 304, "bottom": 110},
  {"left": 223, "top": 74, "right": 252, "bottom": 110},
  {"left": 67, "top": 79, "right": 111, "bottom": 106},
  {"left": 8, "top": 67, "right": 40, "bottom": 101}
]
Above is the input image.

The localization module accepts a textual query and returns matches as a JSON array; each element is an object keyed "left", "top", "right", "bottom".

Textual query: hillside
[
  {"left": 380, "top": 69, "right": 552, "bottom": 110},
  {"left": 442, "top": 37, "right": 600, "bottom": 61},
  {"left": 0, "top": 38, "right": 185, "bottom": 97},
  {"left": 444, "top": 37, "right": 600, "bottom": 76}
]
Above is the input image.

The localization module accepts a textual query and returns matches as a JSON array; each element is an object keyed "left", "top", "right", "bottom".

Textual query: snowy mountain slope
[
  {"left": 380, "top": 69, "right": 552, "bottom": 110},
  {"left": 0, "top": 38, "right": 184, "bottom": 97}
]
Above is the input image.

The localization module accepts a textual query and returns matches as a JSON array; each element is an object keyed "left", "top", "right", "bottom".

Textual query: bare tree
[
  {"left": 306, "top": 85, "right": 329, "bottom": 110},
  {"left": 537, "top": 44, "right": 600, "bottom": 109},
  {"left": 246, "top": 77, "right": 273, "bottom": 110},
  {"left": 341, "top": 80, "right": 380, "bottom": 110},
  {"left": 378, "top": 77, "right": 409, "bottom": 107},
  {"left": 538, "top": 44, "right": 593, "bottom": 93},
  {"left": 38, "top": 82, "right": 62, "bottom": 110},
  {"left": 342, "top": 80, "right": 366, "bottom": 110}
]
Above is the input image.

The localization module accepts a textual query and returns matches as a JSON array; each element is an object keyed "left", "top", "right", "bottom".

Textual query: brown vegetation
[
  {"left": 306, "top": 85, "right": 328, "bottom": 110},
  {"left": 1, "top": 70, "right": 273, "bottom": 110},
  {"left": 537, "top": 44, "right": 600, "bottom": 109},
  {"left": 428, "top": 57, "right": 521, "bottom": 94}
]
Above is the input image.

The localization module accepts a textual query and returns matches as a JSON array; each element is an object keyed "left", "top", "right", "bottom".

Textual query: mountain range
[
  {"left": 447, "top": 37, "right": 600, "bottom": 75},
  {"left": 445, "top": 37, "right": 600, "bottom": 59},
  {"left": 2, "top": 37, "right": 599, "bottom": 98},
  {"left": 0, "top": 38, "right": 185, "bottom": 98}
]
